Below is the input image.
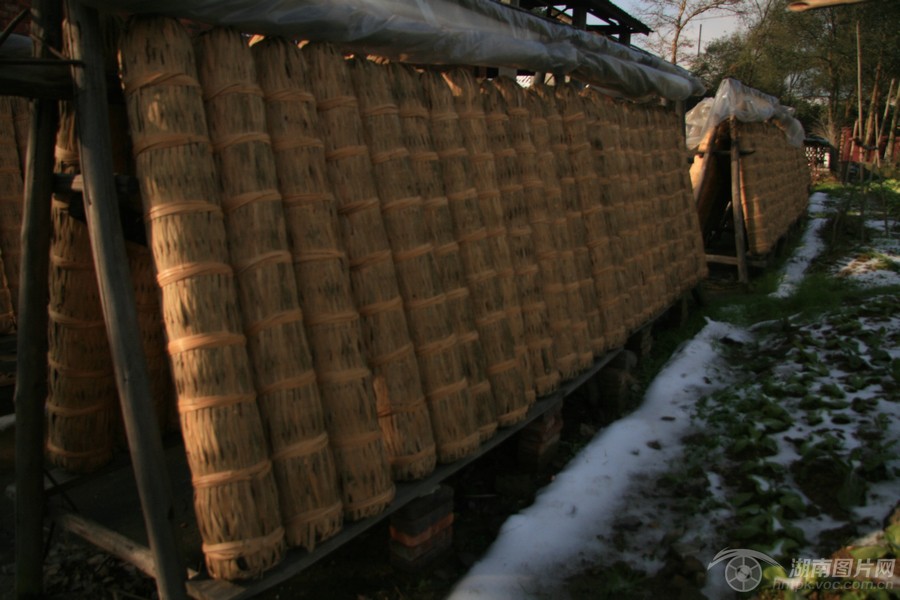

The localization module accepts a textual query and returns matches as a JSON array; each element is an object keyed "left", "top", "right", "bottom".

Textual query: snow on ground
[
  {"left": 770, "top": 192, "right": 831, "bottom": 299},
  {"left": 450, "top": 190, "right": 900, "bottom": 599},
  {"left": 448, "top": 321, "right": 749, "bottom": 599}
]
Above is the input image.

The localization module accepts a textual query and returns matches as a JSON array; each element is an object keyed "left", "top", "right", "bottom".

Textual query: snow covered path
[
  {"left": 769, "top": 192, "right": 830, "bottom": 299},
  {"left": 448, "top": 321, "right": 749, "bottom": 599}
]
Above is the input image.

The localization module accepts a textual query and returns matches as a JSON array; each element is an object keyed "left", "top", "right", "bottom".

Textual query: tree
[
  {"left": 686, "top": 0, "right": 900, "bottom": 146},
  {"left": 637, "top": 0, "right": 747, "bottom": 65}
]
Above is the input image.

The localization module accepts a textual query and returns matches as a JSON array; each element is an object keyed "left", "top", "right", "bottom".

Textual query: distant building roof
[{"left": 517, "top": 0, "right": 652, "bottom": 41}]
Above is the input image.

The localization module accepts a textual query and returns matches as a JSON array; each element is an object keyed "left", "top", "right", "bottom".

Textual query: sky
[{"left": 605, "top": 0, "right": 744, "bottom": 55}]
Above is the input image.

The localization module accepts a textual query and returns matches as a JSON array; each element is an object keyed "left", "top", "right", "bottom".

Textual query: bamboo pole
[
  {"left": 64, "top": 3, "right": 187, "bottom": 597},
  {"left": 885, "top": 85, "right": 900, "bottom": 163},
  {"left": 877, "top": 78, "right": 895, "bottom": 151},
  {"left": 730, "top": 118, "right": 749, "bottom": 285},
  {"left": 14, "top": 0, "right": 60, "bottom": 596}
]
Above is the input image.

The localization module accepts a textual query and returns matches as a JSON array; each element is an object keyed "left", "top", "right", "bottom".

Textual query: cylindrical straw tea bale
[
  {"left": 196, "top": 29, "right": 343, "bottom": 549},
  {"left": 422, "top": 71, "right": 526, "bottom": 428},
  {"left": 494, "top": 78, "right": 580, "bottom": 379},
  {"left": 350, "top": 58, "right": 479, "bottom": 464},
  {"left": 481, "top": 80, "right": 558, "bottom": 395},
  {"left": 524, "top": 90, "right": 593, "bottom": 372},
  {"left": 0, "top": 97, "right": 22, "bottom": 314},
  {"left": 442, "top": 69, "right": 535, "bottom": 407},
  {"left": 126, "top": 241, "right": 176, "bottom": 432},
  {"left": 306, "top": 43, "right": 436, "bottom": 481},
  {"left": 252, "top": 37, "right": 394, "bottom": 520},
  {"left": 530, "top": 84, "right": 604, "bottom": 358},
  {"left": 120, "top": 17, "right": 284, "bottom": 580},
  {"left": 557, "top": 84, "right": 623, "bottom": 353},
  {"left": 45, "top": 100, "right": 117, "bottom": 473},
  {"left": 390, "top": 63, "right": 494, "bottom": 442},
  {"left": 577, "top": 89, "right": 630, "bottom": 348}
]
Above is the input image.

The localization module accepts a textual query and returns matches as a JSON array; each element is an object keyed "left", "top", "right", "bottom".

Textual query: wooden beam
[
  {"left": 705, "top": 254, "right": 740, "bottom": 266},
  {"left": 14, "top": 0, "right": 60, "bottom": 597},
  {"left": 53, "top": 172, "right": 139, "bottom": 196},
  {"left": 64, "top": 2, "right": 187, "bottom": 599},
  {"left": 729, "top": 118, "right": 749, "bottom": 284},
  {"left": 0, "top": 57, "right": 77, "bottom": 100}
]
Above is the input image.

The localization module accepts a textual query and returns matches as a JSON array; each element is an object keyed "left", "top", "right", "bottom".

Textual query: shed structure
[{"left": 6, "top": 1, "right": 707, "bottom": 598}]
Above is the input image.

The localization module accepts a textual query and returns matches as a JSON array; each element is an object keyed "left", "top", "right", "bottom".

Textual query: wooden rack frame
[
  {"left": 11, "top": 4, "right": 637, "bottom": 599},
  {"left": 693, "top": 117, "right": 753, "bottom": 283}
]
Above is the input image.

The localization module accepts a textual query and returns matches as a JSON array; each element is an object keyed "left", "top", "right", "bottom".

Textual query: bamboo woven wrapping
[
  {"left": 196, "top": 30, "right": 343, "bottom": 549},
  {"left": 10, "top": 97, "right": 29, "bottom": 174},
  {"left": 493, "top": 78, "right": 579, "bottom": 379},
  {"left": 252, "top": 38, "right": 394, "bottom": 520},
  {"left": 0, "top": 98, "right": 22, "bottom": 315},
  {"left": 739, "top": 122, "right": 809, "bottom": 255},
  {"left": 531, "top": 84, "right": 604, "bottom": 358},
  {"left": 422, "top": 70, "right": 525, "bottom": 429},
  {"left": 481, "top": 80, "right": 559, "bottom": 395},
  {"left": 45, "top": 100, "right": 116, "bottom": 473},
  {"left": 443, "top": 69, "right": 535, "bottom": 409},
  {"left": 351, "top": 58, "right": 480, "bottom": 463},
  {"left": 524, "top": 91, "right": 593, "bottom": 371},
  {"left": 306, "top": 43, "right": 436, "bottom": 481},
  {"left": 390, "top": 63, "right": 495, "bottom": 442},
  {"left": 120, "top": 17, "right": 284, "bottom": 580}
]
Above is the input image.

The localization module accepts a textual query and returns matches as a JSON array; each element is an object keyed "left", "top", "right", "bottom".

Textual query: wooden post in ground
[
  {"left": 729, "top": 117, "right": 748, "bottom": 284},
  {"left": 64, "top": 2, "right": 187, "bottom": 598},
  {"left": 14, "top": 0, "right": 61, "bottom": 597}
]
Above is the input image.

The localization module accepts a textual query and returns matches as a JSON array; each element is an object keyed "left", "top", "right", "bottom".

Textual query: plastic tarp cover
[
  {"left": 79, "top": 0, "right": 705, "bottom": 101},
  {"left": 685, "top": 78, "right": 805, "bottom": 149}
]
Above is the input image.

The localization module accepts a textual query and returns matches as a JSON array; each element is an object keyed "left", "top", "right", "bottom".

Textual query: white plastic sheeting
[
  {"left": 685, "top": 78, "right": 806, "bottom": 149},
  {"left": 80, "top": 0, "right": 705, "bottom": 101}
]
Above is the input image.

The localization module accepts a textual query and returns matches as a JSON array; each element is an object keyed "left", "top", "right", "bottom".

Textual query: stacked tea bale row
[
  {"left": 349, "top": 58, "right": 480, "bottom": 464},
  {"left": 423, "top": 71, "right": 528, "bottom": 428},
  {"left": 737, "top": 121, "right": 809, "bottom": 255},
  {"left": 444, "top": 70, "right": 536, "bottom": 411},
  {"left": 390, "top": 64, "right": 496, "bottom": 442},
  {"left": 112, "top": 17, "right": 707, "bottom": 580},
  {"left": 195, "top": 29, "right": 344, "bottom": 550},
  {"left": 530, "top": 84, "right": 606, "bottom": 357},
  {"left": 252, "top": 38, "right": 394, "bottom": 525},
  {"left": 570, "top": 88, "right": 706, "bottom": 334},
  {"left": 481, "top": 82, "right": 558, "bottom": 396}
]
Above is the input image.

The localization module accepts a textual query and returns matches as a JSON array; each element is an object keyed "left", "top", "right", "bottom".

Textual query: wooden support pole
[
  {"left": 729, "top": 117, "right": 748, "bottom": 284},
  {"left": 63, "top": 2, "right": 187, "bottom": 599},
  {"left": 14, "top": 0, "right": 61, "bottom": 597}
]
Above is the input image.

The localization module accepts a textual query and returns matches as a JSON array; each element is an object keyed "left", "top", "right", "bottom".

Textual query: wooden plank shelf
[{"left": 38, "top": 348, "right": 622, "bottom": 600}]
